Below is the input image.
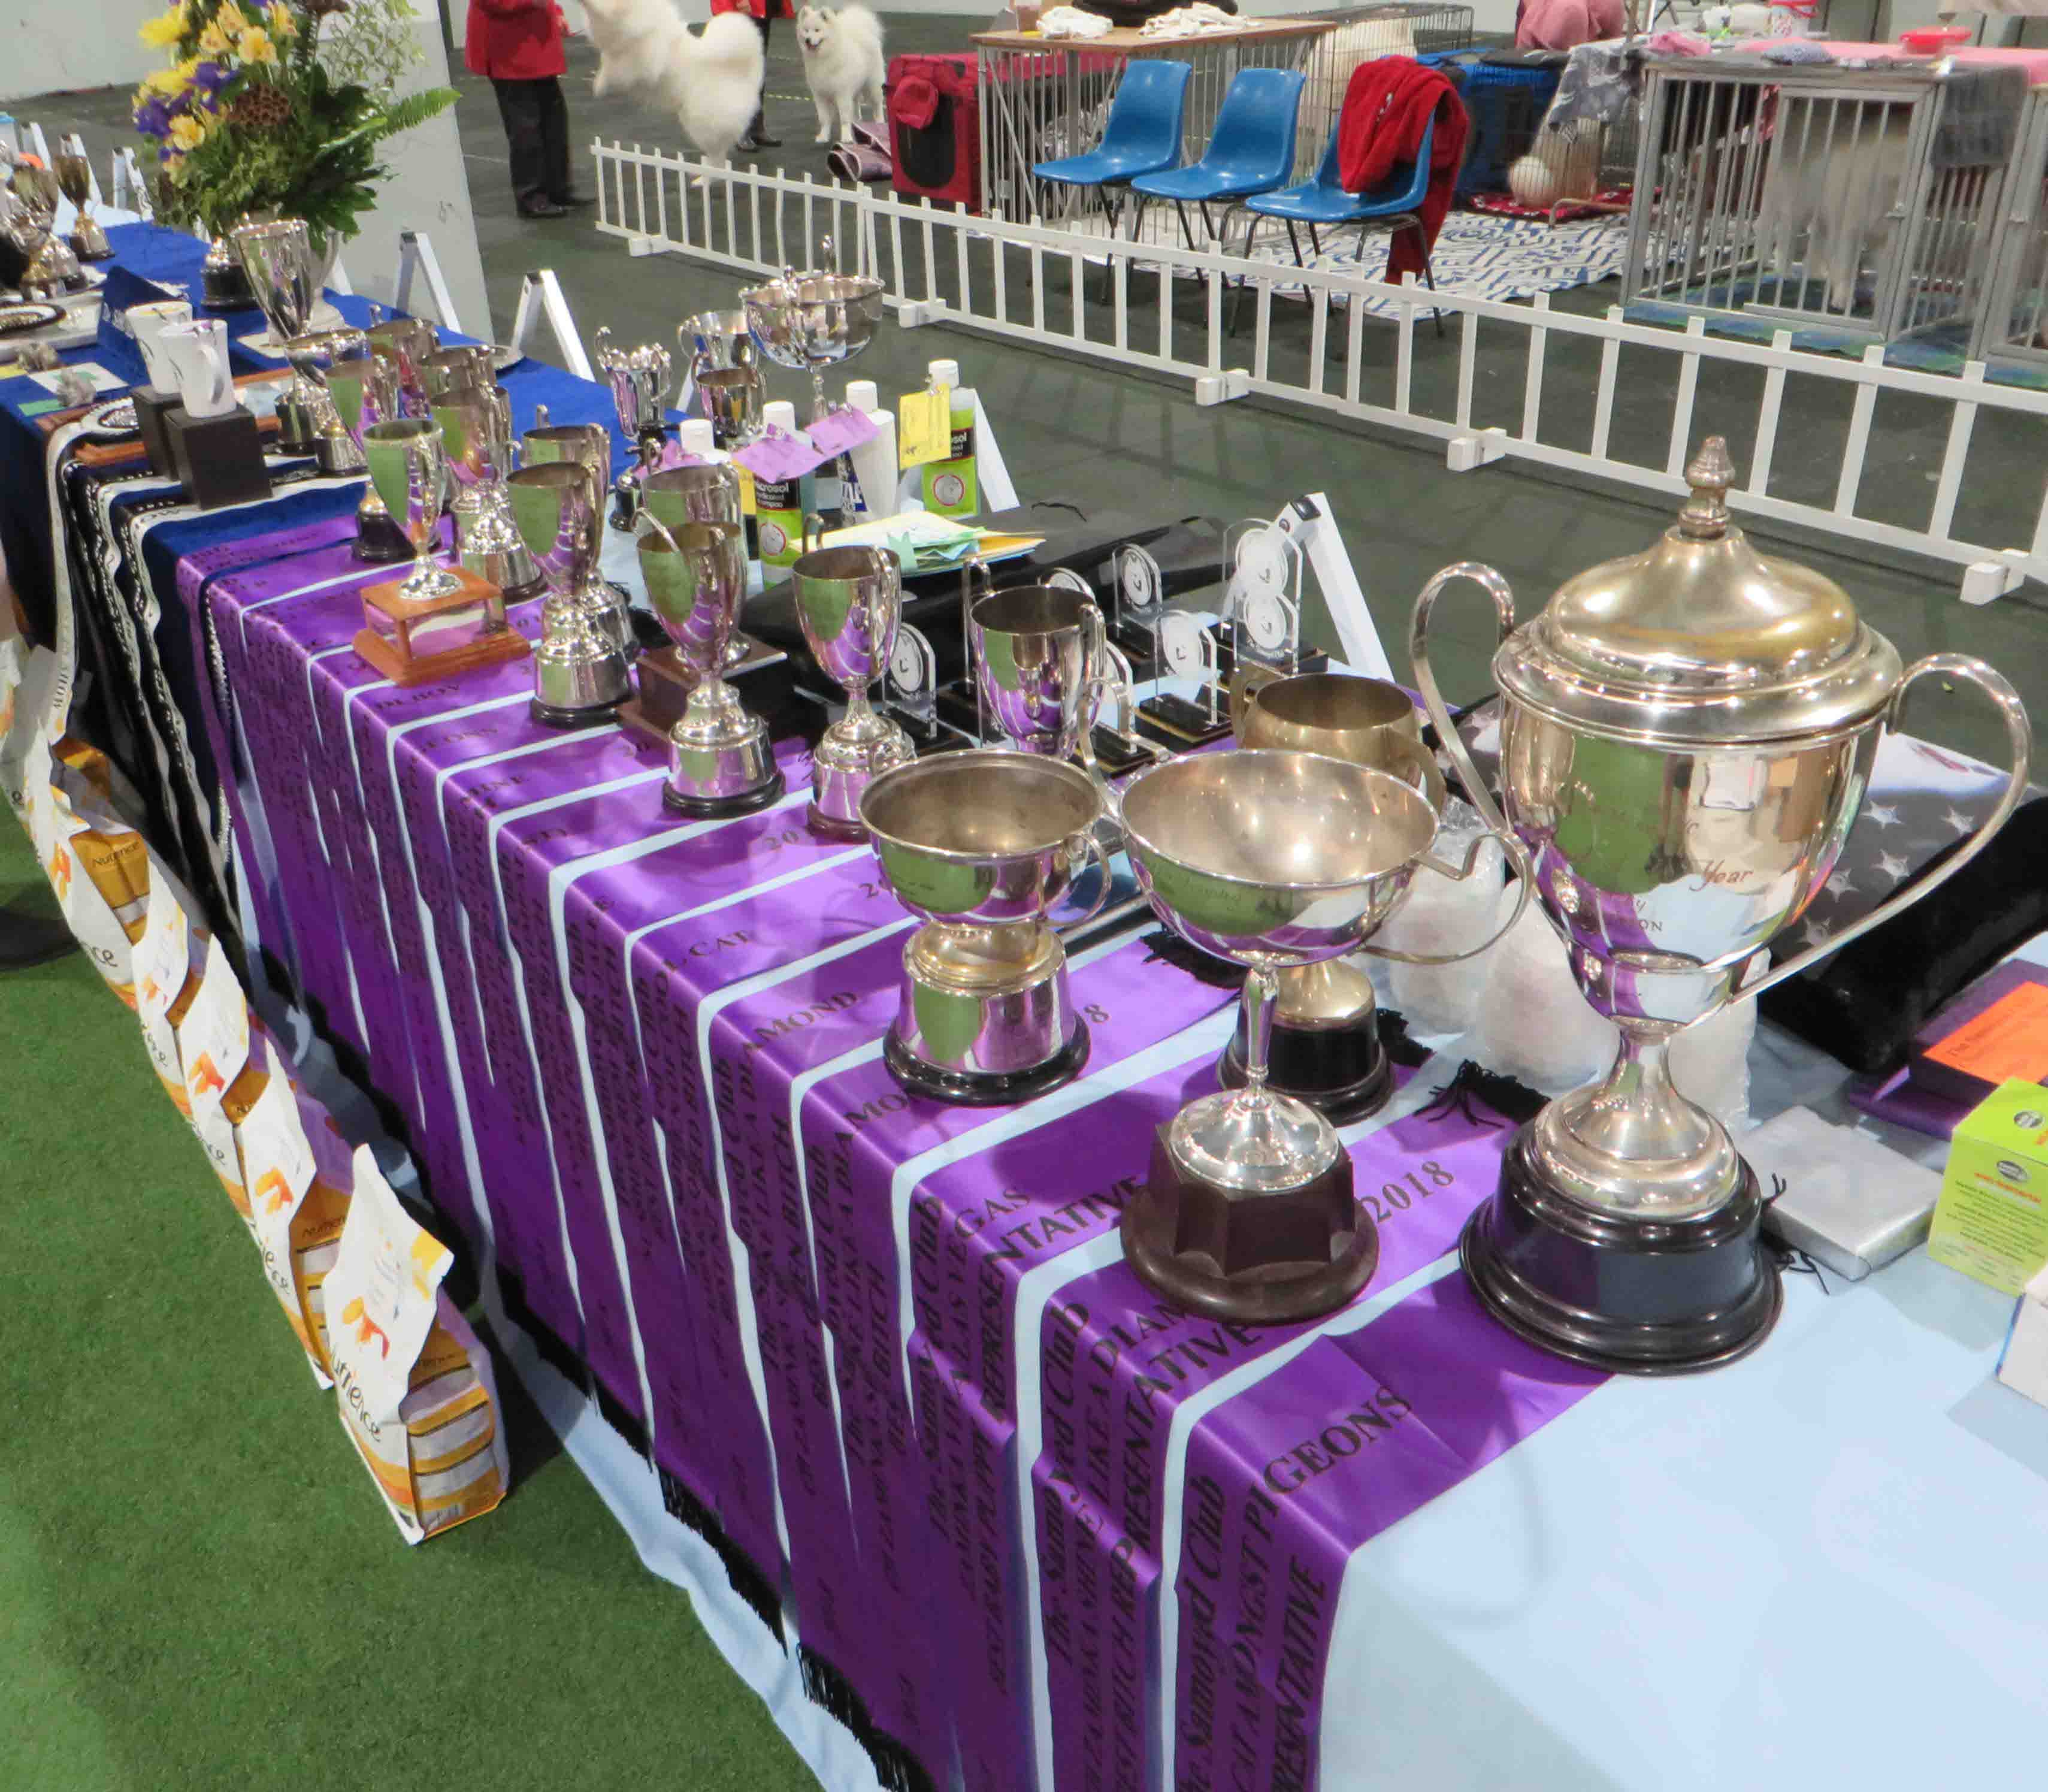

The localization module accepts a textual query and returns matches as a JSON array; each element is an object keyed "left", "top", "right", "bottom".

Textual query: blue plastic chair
[
  {"left": 1232, "top": 113, "right": 1446, "bottom": 335},
  {"left": 1129, "top": 66, "right": 1305, "bottom": 252},
  {"left": 1033, "top": 59, "right": 1192, "bottom": 234}
]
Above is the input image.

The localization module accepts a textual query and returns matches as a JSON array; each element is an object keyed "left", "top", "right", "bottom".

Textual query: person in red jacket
[
  {"left": 712, "top": 0, "right": 793, "bottom": 152},
  {"left": 467, "top": 0, "right": 591, "bottom": 219}
]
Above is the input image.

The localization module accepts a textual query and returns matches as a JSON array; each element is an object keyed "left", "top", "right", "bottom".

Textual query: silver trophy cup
[
  {"left": 791, "top": 528, "right": 915, "bottom": 838},
  {"left": 510, "top": 461, "right": 631, "bottom": 727}
]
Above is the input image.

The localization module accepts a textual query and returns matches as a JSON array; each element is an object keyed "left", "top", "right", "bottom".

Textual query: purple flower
[
  {"left": 189, "top": 61, "right": 235, "bottom": 97},
  {"left": 134, "top": 96, "right": 174, "bottom": 138}
]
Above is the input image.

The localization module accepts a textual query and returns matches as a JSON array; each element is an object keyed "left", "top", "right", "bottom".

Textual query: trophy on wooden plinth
[{"left": 353, "top": 418, "right": 527, "bottom": 687}]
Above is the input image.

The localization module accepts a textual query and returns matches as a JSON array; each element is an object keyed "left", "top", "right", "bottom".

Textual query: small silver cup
[
  {"left": 637, "top": 515, "right": 783, "bottom": 816},
  {"left": 362, "top": 418, "right": 459, "bottom": 605},
  {"left": 510, "top": 461, "right": 631, "bottom": 727},
  {"left": 792, "top": 523, "right": 914, "bottom": 838},
  {"left": 692, "top": 366, "right": 766, "bottom": 451},
  {"left": 436, "top": 387, "right": 540, "bottom": 600},
  {"left": 594, "top": 327, "right": 673, "bottom": 525},
  {"left": 519, "top": 421, "right": 633, "bottom": 655},
  {"left": 327, "top": 343, "right": 411, "bottom": 562}
]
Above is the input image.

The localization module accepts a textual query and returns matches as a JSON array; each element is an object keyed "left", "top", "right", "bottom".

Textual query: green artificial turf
[{"left": 0, "top": 821, "right": 816, "bottom": 1791}]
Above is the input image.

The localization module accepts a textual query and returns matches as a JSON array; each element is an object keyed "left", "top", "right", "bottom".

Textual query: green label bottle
[{"left": 922, "top": 385, "right": 978, "bottom": 519}]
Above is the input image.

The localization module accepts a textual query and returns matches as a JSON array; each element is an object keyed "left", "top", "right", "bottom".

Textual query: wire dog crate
[
  {"left": 1624, "top": 57, "right": 2026, "bottom": 346},
  {"left": 1975, "top": 86, "right": 2048, "bottom": 364},
  {"left": 973, "top": 2, "right": 1472, "bottom": 226}
]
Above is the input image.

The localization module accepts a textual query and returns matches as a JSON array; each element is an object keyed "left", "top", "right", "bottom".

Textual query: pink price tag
[
  {"left": 805, "top": 407, "right": 880, "bottom": 457},
  {"left": 733, "top": 427, "right": 833, "bottom": 482},
  {"left": 654, "top": 440, "right": 706, "bottom": 471}
]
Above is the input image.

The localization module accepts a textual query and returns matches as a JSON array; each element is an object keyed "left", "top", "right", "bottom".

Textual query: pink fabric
[{"left": 1516, "top": 0, "right": 1623, "bottom": 52}]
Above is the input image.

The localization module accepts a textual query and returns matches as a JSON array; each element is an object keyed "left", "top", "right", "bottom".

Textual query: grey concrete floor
[{"left": 23, "top": 14, "right": 2048, "bottom": 763}]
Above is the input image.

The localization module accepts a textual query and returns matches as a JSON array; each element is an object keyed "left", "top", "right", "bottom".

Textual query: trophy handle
[
  {"left": 1048, "top": 830, "right": 1114, "bottom": 935},
  {"left": 803, "top": 511, "right": 829, "bottom": 556},
  {"left": 1362, "top": 829, "right": 1535, "bottom": 968},
  {"left": 1408, "top": 560, "right": 1519, "bottom": 845},
  {"left": 1735, "top": 652, "right": 2034, "bottom": 1008},
  {"left": 633, "top": 508, "right": 682, "bottom": 554}
]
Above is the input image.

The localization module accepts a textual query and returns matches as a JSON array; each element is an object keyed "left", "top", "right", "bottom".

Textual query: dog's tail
[{"left": 837, "top": 3, "right": 887, "bottom": 53}]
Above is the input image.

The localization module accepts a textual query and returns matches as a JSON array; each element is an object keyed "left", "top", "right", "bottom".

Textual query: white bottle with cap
[
  {"left": 755, "top": 398, "right": 809, "bottom": 566},
  {"left": 675, "top": 418, "right": 725, "bottom": 463}
]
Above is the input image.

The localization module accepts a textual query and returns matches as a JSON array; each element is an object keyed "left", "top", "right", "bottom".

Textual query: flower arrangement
[{"left": 131, "top": 0, "right": 456, "bottom": 249}]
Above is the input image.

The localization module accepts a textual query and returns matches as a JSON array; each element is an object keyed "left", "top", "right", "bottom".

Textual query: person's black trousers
[{"left": 491, "top": 75, "right": 571, "bottom": 211}]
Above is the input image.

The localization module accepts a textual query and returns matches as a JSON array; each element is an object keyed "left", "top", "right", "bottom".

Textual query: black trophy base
[
  {"left": 133, "top": 386, "right": 182, "bottom": 477},
  {"left": 1219, "top": 1013, "right": 1392, "bottom": 1125},
  {"left": 663, "top": 767, "right": 786, "bottom": 818},
  {"left": 934, "top": 682, "right": 985, "bottom": 741},
  {"left": 531, "top": 695, "right": 624, "bottom": 730},
  {"left": 884, "top": 1021, "right": 1090, "bottom": 1107},
  {"left": 1460, "top": 1124, "right": 1783, "bottom": 1376},
  {"left": 806, "top": 802, "right": 869, "bottom": 842},
  {"left": 1123, "top": 1125, "right": 1377, "bottom": 1324},
  {"left": 1090, "top": 724, "right": 1157, "bottom": 777},
  {"left": 201, "top": 262, "right": 254, "bottom": 310},
  {"left": 165, "top": 406, "right": 271, "bottom": 510},
  {"left": 1138, "top": 690, "right": 1233, "bottom": 748},
  {"left": 353, "top": 510, "right": 415, "bottom": 564}
]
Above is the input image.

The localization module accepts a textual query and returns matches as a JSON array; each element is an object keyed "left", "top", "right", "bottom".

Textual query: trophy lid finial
[{"left": 1677, "top": 437, "right": 1736, "bottom": 539}]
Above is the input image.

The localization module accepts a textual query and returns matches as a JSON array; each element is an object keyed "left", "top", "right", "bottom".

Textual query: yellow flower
[
  {"left": 196, "top": 15, "right": 234, "bottom": 53},
  {"left": 139, "top": 4, "right": 189, "bottom": 49},
  {"left": 267, "top": 2, "right": 297, "bottom": 37},
  {"left": 237, "top": 23, "right": 277, "bottom": 64},
  {"left": 143, "top": 64, "right": 190, "bottom": 95},
  {"left": 168, "top": 113, "right": 210, "bottom": 152}
]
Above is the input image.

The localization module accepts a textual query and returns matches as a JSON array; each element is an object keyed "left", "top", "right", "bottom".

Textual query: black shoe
[
  {"left": 518, "top": 199, "right": 567, "bottom": 219},
  {"left": 0, "top": 898, "right": 77, "bottom": 971},
  {"left": 751, "top": 131, "right": 782, "bottom": 149},
  {"left": 552, "top": 193, "right": 595, "bottom": 208}
]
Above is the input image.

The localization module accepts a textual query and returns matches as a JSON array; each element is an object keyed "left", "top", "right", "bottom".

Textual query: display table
[{"left": 8, "top": 225, "right": 2048, "bottom": 1792}]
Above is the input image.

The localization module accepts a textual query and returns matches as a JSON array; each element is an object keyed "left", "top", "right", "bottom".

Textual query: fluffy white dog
[
  {"left": 582, "top": 0, "right": 764, "bottom": 164},
  {"left": 795, "top": 4, "right": 886, "bottom": 146}
]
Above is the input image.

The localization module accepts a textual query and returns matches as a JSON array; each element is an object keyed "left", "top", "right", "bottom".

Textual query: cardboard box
[
  {"left": 1910, "top": 962, "right": 2048, "bottom": 1109},
  {"left": 1995, "top": 1261, "right": 2048, "bottom": 1411},
  {"left": 1928, "top": 1078, "right": 2048, "bottom": 1296}
]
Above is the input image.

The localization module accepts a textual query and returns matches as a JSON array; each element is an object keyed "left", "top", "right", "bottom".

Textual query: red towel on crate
[{"left": 1335, "top": 58, "right": 1469, "bottom": 282}]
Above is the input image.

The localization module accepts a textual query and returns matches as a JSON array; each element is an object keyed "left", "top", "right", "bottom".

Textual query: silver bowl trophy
[
  {"left": 510, "top": 461, "right": 631, "bottom": 728},
  {"left": 421, "top": 344, "right": 497, "bottom": 404},
  {"left": 361, "top": 418, "right": 459, "bottom": 604},
  {"left": 1413, "top": 439, "right": 2032, "bottom": 1374},
  {"left": 594, "top": 327, "right": 673, "bottom": 526},
  {"left": 739, "top": 237, "right": 885, "bottom": 528},
  {"left": 1226, "top": 672, "right": 1462, "bottom": 1120},
  {"left": 860, "top": 751, "right": 1110, "bottom": 1104},
  {"left": 1119, "top": 751, "right": 1525, "bottom": 1324},
  {"left": 54, "top": 138, "right": 111, "bottom": 262},
  {"left": 326, "top": 340, "right": 413, "bottom": 563},
  {"left": 791, "top": 521, "right": 915, "bottom": 838},
  {"left": 678, "top": 308, "right": 759, "bottom": 416},
  {"left": 636, "top": 514, "right": 783, "bottom": 816},
  {"left": 231, "top": 219, "right": 327, "bottom": 452},
  {"left": 436, "top": 385, "right": 541, "bottom": 602},
  {"left": 521, "top": 415, "right": 633, "bottom": 655}
]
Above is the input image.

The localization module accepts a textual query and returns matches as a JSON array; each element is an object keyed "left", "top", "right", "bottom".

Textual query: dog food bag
[
  {"left": 327, "top": 1147, "right": 507, "bottom": 1543},
  {"left": 132, "top": 858, "right": 202, "bottom": 1117},
  {"left": 174, "top": 932, "right": 254, "bottom": 1221},
  {"left": 233, "top": 1045, "right": 351, "bottom": 1386}
]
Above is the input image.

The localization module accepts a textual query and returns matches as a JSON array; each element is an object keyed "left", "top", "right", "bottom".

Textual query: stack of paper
[{"left": 821, "top": 510, "right": 1042, "bottom": 573}]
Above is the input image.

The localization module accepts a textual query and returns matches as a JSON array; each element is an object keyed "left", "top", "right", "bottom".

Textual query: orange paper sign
[{"left": 1925, "top": 981, "right": 2048, "bottom": 1087}]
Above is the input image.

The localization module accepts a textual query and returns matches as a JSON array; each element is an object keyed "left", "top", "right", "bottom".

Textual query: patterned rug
[{"left": 1241, "top": 211, "right": 1631, "bottom": 319}]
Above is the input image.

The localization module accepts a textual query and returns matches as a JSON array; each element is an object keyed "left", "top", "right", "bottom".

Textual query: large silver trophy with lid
[{"left": 1412, "top": 438, "right": 2032, "bottom": 1374}]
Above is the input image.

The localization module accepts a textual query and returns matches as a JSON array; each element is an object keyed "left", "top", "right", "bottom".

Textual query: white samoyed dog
[
  {"left": 582, "top": 0, "right": 764, "bottom": 165},
  {"left": 795, "top": 4, "right": 886, "bottom": 146}
]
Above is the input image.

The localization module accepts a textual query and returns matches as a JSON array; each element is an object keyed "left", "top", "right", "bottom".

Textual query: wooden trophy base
[
  {"left": 353, "top": 566, "right": 530, "bottom": 687},
  {"left": 619, "top": 636, "right": 776, "bottom": 748},
  {"left": 1121, "top": 1123, "right": 1376, "bottom": 1323}
]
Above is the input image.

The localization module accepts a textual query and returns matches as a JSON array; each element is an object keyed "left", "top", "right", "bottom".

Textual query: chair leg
[
  {"left": 1308, "top": 223, "right": 1322, "bottom": 261},
  {"left": 1284, "top": 221, "right": 1304, "bottom": 267},
  {"left": 1228, "top": 211, "right": 1260, "bottom": 337},
  {"left": 1172, "top": 200, "right": 1196, "bottom": 253},
  {"left": 1421, "top": 239, "right": 1444, "bottom": 339}
]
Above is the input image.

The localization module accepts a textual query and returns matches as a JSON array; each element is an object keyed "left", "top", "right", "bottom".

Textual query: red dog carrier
[{"left": 888, "top": 52, "right": 983, "bottom": 210}]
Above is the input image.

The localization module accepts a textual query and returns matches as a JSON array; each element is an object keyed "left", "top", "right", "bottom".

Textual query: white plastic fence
[{"left": 591, "top": 139, "right": 2048, "bottom": 604}]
